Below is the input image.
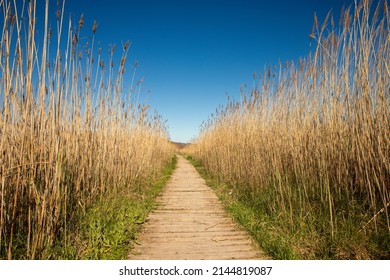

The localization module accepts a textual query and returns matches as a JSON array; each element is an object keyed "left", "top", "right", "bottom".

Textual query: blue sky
[{"left": 50, "top": 0, "right": 357, "bottom": 143}]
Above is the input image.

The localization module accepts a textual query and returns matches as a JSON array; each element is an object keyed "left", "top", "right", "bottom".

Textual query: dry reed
[
  {"left": 187, "top": 0, "right": 389, "bottom": 258},
  {"left": 0, "top": 0, "right": 174, "bottom": 259}
]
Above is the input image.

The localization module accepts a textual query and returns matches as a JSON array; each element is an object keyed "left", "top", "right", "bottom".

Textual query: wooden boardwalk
[{"left": 128, "top": 155, "right": 266, "bottom": 260}]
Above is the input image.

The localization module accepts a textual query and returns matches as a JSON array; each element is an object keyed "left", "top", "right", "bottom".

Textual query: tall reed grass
[
  {"left": 0, "top": 0, "right": 174, "bottom": 259},
  {"left": 188, "top": 0, "right": 389, "bottom": 258}
]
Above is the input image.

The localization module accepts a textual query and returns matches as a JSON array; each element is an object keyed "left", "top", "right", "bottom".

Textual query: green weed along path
[{"left": 129, "top": 155, "right": 267, "bottom": 260}]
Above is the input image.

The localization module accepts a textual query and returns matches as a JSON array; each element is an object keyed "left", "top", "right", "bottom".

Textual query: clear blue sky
[{"left": 47, "top": 0, "right": 359, "bottom": 143}]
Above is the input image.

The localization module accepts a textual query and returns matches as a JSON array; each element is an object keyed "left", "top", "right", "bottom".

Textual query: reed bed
[
  {"left": 188, "top": 0, "right": 389, "bottom": 258},
  {"left": 0, "top": 0, "right": 174, "bottom": 259}
]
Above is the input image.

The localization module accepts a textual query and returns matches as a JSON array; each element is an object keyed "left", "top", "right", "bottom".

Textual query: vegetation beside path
[
  {"left": 60, "top": 156, "right": 177, "bottom": 259},
  {"left": 183, "top": 0, "right": 390, "bottom": 260},
  {"left": 186, "top": 155, "right": 389, "bottom": 260},
  {"left": 0, "top": 0, "right": 176, "bottom": 259}
]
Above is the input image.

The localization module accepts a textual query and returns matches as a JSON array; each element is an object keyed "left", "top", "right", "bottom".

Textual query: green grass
[
  {"left": 186, "top": 155, "right": 390, "bottom": 260},
  {"left": 47, "top": 155, "right": 177, "bottom": 259}
]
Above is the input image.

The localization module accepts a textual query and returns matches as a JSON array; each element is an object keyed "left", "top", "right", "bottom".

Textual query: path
[{"left": 128, "top": 155, "right": 266, "bottom": 260}]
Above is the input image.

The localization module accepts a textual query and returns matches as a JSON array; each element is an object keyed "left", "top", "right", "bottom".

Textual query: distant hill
[{"left": 170, "top": 141, "right": 189, "bottom": 149}]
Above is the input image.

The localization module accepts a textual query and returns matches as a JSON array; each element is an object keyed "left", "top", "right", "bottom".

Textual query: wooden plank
[{"left": 128, "top": 155, "right": 268, "bottom": 260}]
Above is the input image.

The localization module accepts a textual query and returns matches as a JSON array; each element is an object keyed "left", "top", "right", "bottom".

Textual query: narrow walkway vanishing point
[{"left": 128, "top": 155, "right": 266, "bottom": 260}]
